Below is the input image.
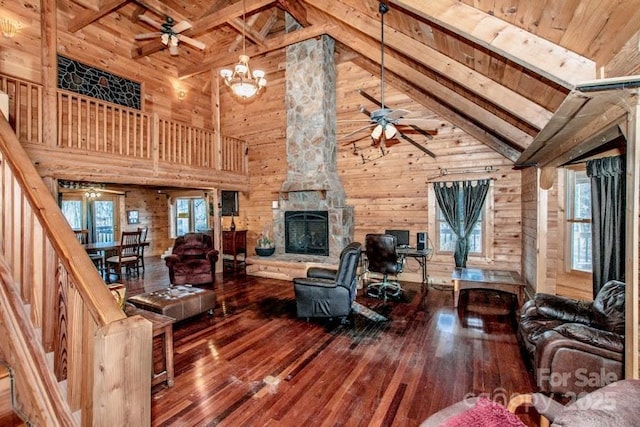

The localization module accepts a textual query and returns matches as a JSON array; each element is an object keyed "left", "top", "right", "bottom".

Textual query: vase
[
  {"left": 255, "top": 246, "right": 275, "bottom": 256},
  {"left": 230, "top": 216, "right": 236, "bottom": 231}
]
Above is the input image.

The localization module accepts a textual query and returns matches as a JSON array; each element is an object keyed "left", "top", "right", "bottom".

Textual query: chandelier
[
  {"left": 220, "top": 0, "right": 266, "bottom": 99},
  {"left": 84, "top": 188, "right": 102, "bottom": 198}
]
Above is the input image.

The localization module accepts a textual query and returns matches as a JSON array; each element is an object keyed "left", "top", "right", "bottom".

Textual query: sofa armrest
[
  {"left": 307, "top": 267, "right": 337, "bottom": 280},
  {"left": 552, "top": 323, "right": 624, "bottom": 354},
  {"left": 165, "top": 254, "right": 180, "bottom": 267},
  {"left": 293, "top": 277, "right": 338, "bottom": 289},
  {"left": 206, "top": 250, "right": 219, "bottom": 263},
  {"left": 522, "top": 293, "right": 593, "bottom": 325}
]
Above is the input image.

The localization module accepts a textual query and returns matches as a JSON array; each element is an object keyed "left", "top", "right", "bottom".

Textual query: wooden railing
[
  {"left": 1, "top": 74, "right": 248, "bottom": 175},
  {"left": 0, "top": 116, "right": 152, "bottom": 426}
]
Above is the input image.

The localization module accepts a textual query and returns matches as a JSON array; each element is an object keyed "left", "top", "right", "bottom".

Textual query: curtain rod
[{"left": 427, "top": 166, "right": 498, "bottom": 181}]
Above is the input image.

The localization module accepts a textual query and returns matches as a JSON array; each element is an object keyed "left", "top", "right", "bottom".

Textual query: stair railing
[{"left": 0, "top": 116, "right": 152, "bottom": 426}]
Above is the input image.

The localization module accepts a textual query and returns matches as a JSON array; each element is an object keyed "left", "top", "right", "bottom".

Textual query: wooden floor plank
[{"left": 119, "top": 258, "right": 539, "bottom": 426}]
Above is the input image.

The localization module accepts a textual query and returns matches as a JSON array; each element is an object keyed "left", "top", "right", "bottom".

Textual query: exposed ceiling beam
[
  {"left": 276, "top": 0, "right": 310, "bottom": 27},
  {"left": 228, "top": 18, "right": 268, "bottom": 48},
  {"left": 391, "top": 0, "right": 596, "bottom": 88},
  {"left": 68, "top": 0, "right": 127, "bottom": 32},
  {"left": 309, "top": 0, "right": 553, "bottom": 131},
  {"left": 178, "top": 24, "right": 335, "bottom": 79},
  {"left": 305, "top": 7, "right": 533, "bottom": 151},
  {"left": 133, "top": 0, "right": 189, "bottom": 22}
]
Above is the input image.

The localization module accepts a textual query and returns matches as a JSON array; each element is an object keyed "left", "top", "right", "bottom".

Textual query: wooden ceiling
[{"left": 61, "top": 0, "right": 640, "bottom": 162}]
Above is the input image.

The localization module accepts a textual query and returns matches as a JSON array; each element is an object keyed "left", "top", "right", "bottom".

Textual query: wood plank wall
[
  {"left": 3, "top": 2, "right": 525, "bottom": 287},
  {"left": 222, "top": 56, "right": 523, "bottom": 285}
]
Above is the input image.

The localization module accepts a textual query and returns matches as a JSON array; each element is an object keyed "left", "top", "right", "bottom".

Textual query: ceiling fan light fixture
[
  {"left": 371, "top": 124, "right": 383, "bottom": 140},
  {"left": 384, "top": 123, "right": 397, "bottom": 140},
  {"left": 160, "top": 33, "right": 169, "bottom": 45}
]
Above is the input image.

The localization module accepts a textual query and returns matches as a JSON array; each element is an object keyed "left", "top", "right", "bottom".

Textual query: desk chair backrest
[{"left": 366, "top": 234, "right": 403, "bottom": 275}]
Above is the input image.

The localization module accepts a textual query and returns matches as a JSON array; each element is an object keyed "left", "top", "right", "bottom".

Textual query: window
[
  {"left": 175, "top": 197, "right": 208, "bottom": 236},
  {"left": 60, "top": 194, "right": 118, "bottom": 242},
  {"left": 436, "top": 205, "right": 483, "bottom": 254},
  {"left": 566, "top": 168, "right": 592, "bottom": 272},
  {"left": 61, "top": 198, "right": 83, "bottom": 230}
]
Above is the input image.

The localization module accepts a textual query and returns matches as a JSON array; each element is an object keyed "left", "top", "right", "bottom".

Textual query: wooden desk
[
  {"left": 451, "top": 267, "right": 524, "bottom": 308},
  {"left": 222, "top": 230, "right": 247, "bottom": 271},
  {"left": 125, "top": 304, "right": 175, "bottom": 387}
]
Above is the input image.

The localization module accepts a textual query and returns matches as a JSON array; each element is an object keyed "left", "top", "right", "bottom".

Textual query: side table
[{"left": 125, "top": 303, "right": 175, "bottom": 387}]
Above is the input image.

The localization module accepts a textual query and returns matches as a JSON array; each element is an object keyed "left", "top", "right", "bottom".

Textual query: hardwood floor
[{"left": 120, "top": 258, "right": 539, "bottom": 427}]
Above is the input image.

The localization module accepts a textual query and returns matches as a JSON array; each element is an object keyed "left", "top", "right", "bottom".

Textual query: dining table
[{"left": 82, "top": 240, "right": 149, "bottom": 252}]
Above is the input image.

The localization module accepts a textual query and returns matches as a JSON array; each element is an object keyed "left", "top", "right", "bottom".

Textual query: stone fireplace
[{"left": 272, "top": 24, "right": 354, "bottom": 260}]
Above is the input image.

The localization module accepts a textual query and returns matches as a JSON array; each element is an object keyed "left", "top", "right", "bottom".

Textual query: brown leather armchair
[
  {"left": 518, "top": 280, "right": 625, "bottom": 394},
  {"left": 165, "top": 232, "right": 219, "bottom": 285}
]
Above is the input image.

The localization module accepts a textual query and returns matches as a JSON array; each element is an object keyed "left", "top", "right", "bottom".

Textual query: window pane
[
  {"left": 574, "top": 173, "right": 591, "bottom": 220},
  {"left": 437, "top": 211, "right": 482, "bottom": 254},
  {"left": 194, "top": 199, "right": 208, "bottom": 232},
  {"left": 439, "top": 221, "right": 456, "bottom": 252},
  {"left": 94, "top": 200, "right": 114, "bottom": 242},
  {"left": 61, "top": 200, "right": 82, "bottom": 229},
  {"left": 176, "top": 198, "right": 190, "bottom": 236},
  {"left": 571, "top": 222, "right": 592, "bottom": 271}
]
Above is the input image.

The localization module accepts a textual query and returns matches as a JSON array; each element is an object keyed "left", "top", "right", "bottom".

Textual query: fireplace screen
[{"left": 285, "top": 211, "right": 329, "bottom": 256}]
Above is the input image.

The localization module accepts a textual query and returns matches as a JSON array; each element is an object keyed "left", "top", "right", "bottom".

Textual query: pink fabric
[{"left": 441, "top": 398, "right": 526, "bottom": 427}]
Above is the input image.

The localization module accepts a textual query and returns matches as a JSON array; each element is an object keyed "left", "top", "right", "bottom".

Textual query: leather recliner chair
[
  {"left": 293, "top": 242, "right": 362, "bottom": 320},
  {"left": 517, "top": 280, "right": 625, "bottom": 394},
  {"left": 165, "top": 232, "right": 219, "bottom": 285}
]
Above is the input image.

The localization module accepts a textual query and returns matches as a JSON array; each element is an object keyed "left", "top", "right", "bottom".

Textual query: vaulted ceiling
[{"left": 61, "top": 0, "right": 640, "bottom": 162}]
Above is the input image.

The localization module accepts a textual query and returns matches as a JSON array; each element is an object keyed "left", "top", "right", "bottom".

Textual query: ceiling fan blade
[
  {"left": 177, "top": 35, "right": 206, "bottom": 50},
  {"left": 359, "top": 106, "right": 373, "bottom": 118},
  {"left": 134, "top": 32, "right": 161, "bottom": 40},
  {"left": 399, "top": 132, "right": 437, "bottom": 158},
  {"left": 138, "top": 14, "right": 163, "bottom": 30},
  {"left": 169, "top": 44, "right": 179, "bottom": 56},
  {"left": 339, "top": 124, "right": 375, "bottom": 140},
  {"left": 172, "top": 20, "right": 192, "bottom": 33},
  {"left": 386, "top": 109, "right": 410, "bottom": 120},
  {"left": 407, "top": 124, "right": 435, "bottom": 139},
  {"left": 397, "top": 118, "right": 440, "bottom": 127}
]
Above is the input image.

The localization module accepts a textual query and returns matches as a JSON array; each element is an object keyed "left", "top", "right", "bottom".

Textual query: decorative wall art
[{"left": 57, "top": 55, "right": 141, "bottom": 109}]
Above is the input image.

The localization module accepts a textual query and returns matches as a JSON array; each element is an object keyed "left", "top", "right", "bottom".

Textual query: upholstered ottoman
[{"left": 127, "top": 285, "right": 215, "bottom": 321}]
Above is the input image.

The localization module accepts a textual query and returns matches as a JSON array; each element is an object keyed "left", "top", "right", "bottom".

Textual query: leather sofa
[
  {"left": 518, "top": 280, "right": 625, "bottom": 394},
  {"left": 165, "top": 232, "right": 219, "bottom": 285}
]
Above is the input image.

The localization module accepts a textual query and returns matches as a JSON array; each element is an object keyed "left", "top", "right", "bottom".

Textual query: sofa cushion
[{"left": 591, "top": 280, "right": 625, "bottom": 334}]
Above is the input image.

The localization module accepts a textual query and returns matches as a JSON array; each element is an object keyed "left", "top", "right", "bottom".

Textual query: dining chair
[
  {"left": 74, "top": 229, "right": 104, "bottom": 272},
  {"left": 137, "top": 226, "right": 148, "bottom": 273},
  {"left": 105, "top": 230, "right": 141, "bottom": 283}
]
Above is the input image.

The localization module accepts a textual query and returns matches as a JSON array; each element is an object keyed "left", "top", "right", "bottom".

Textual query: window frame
[
  {"left": 564, "top": 166, "right": 593, "bottom": 273},
  {"left": 172, "top": 196, "right": 209, "bottom": 237},
  {"left": 429, "top": 182, "right": 494, "bottom": 261}
]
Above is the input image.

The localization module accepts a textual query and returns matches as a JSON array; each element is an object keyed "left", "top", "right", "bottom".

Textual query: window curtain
[
  {"left": 433, "top": 179, "right": 490, "bottom": 267},
  {"left": 87, "top": 200, "right": 96, "bottom": 244},
  {"left": 586, "top": 155, "right": 625, "bottom": 296}
]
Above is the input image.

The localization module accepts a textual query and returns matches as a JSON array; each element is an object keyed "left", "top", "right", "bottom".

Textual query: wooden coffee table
[{"left": 451, "top": 267, "right": 524, "bottom": 308}]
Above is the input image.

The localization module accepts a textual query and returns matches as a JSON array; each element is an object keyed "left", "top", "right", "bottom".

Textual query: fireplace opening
[{"left": 285, "top": 211, "right": 329, "bottom": 256}]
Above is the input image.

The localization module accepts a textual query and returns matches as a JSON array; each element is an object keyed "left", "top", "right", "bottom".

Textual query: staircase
[{"left": 0, "top": 116, "right": 153, "bottom": 426}]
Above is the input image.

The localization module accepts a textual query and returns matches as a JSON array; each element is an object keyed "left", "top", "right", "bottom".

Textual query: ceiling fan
[
  {"left": 340, "top": 1, "right": 439, "bottom": 158},
  {"left": 134, "top": 15, "right": 206, "bottom": 56}
]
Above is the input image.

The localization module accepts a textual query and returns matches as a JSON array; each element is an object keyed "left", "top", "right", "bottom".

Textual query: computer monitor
[{"left": 385, "top": 229, "right": 410, "bottom": 248}]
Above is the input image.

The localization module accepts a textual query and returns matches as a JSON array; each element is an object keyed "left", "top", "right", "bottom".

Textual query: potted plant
[{"left": 256, "top": 233, "right": 275, "bottom": 256}]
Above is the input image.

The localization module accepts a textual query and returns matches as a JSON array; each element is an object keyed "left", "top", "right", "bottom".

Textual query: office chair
[{"left": 365, "top": 234, "right": 404, "bottom": 300}]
